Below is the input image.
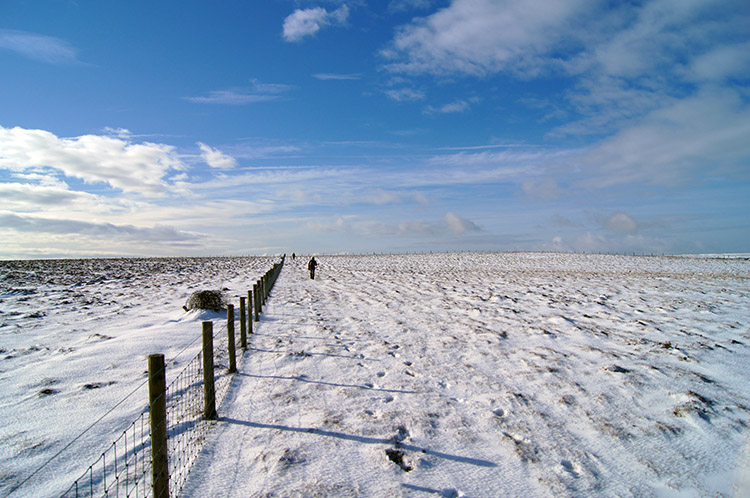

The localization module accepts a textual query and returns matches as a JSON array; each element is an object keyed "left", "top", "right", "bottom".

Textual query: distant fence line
[{"left": 11, "top": 257, "right": 285, "bottom": 498}]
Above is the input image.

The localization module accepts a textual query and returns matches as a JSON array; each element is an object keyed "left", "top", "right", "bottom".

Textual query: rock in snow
[{"left": 184, "top": 289, "right": 226, "bottom": 311}]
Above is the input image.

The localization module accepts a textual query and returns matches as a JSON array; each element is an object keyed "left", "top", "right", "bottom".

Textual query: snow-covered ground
[
  {"left": 0, "top": 257, "right": 277, "bottom": 497},
  {"left": 2, "top": 253, "right": 749, "bottom": 497}
]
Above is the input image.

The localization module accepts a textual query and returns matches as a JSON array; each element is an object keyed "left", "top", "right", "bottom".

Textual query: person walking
[{"left": 308, "top": 257, "right": 317, "bottom": 280}]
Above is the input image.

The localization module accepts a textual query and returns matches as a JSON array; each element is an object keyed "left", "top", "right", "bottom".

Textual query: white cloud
[
  {"left": 577, "top": 88, "right": 750, "bottom": 188},
  {"left": 522, "top": 178, "right": 563, "bottom": 200},
  {"left": 0, "top": 182, "right": 94, "bottom": 211},
  {"left": 0, "top": 126, "right": 185, "bottom": 195},
  {"left": 386, "top": 88, "right": 426, "bottom": 101},
  {"left": 364, "top": 189, "right": 403, "bottom": 205},
  {"left": 444, "top": 211, "right": 480, "bottom": 234},
  {"left": 384, "top": 0, "right": 590, "bottom": 76},
  {"left": 226, "top": 144, "right": 302, "bottom": 160},
  {"left": 557, "top": 231, "right": 668, "bottom": 254},
  {"left": 558, "top": 0, "right": 749, "bottom": 135},
  {"left": 688, "top": 42, "right": 750, "bottom": 82},
  {"left": 424, "top": 99, "right": 470, "bottom": 114},
  {"left": 307, "top": 212, "right": 480, "bottom": 239},
  {"left": 388, "top": 0, "right": 434, "bottom": 12},
  {"left": 0, "top": 211, "right": 200, "bottom": 243},
  {"left": 0, "top": 29, "right": 79, "bottom": 64},
  {"left": 414, "top": 191, "right": 430, "bottom": 205},
  {"left": 567, "top": 0, "right": 746, "bottom": 80},
  {"left": 197, "top": 142, "right": 237, "bottom": 169},
  {"left": 384, "top": 0, "right": 747, "bottom": 82},
  {"left": 572, "top": 232, "right": 609, "bottom": 253},
  {"left": 383, "top": 0, "right": 749, "bottom": 149},
  {"left": 427, "top": 147, "right": 555, "bottom": 169},
  {"left": 313, "top": 73, "right": 361, "bottom": 80},
  {"left": 103, "top": 127, "right": 133, "bottom": 139},
  {"left": 552, "top": 75, "right": 670, "bottom": 136},
  {"left": 553, "top": 214, "right": 579, "bottom": 228},
  {"left": 308, "top": 217, "right": 438, "bottom": 237},
  {"left": 283, "top": 6, "right": 349, "bottom": 42},
  {"left": 602, "top": 212, "right": 638, "bottom": 235},
  {"left": 192, "top": 90, "right": 275, "bottom": 105}
]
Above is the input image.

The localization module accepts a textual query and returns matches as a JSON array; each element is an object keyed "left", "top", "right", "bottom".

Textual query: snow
[{"left": 2, "top": 253, "right": 749, "bottom": 497}]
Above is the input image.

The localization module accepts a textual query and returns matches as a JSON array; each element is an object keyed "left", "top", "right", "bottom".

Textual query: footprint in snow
[
  {"left": 603, "top": 364, "right": 630, "bottom": 373},
  {"left": 492, "top": 408, "right": 507, "bottom": 418},
  {"left": 385, "top": 448, "right": 413, "bottom": 472},
  {"left": 81, "top": 381, "right": 116, "bottom": 390},
  {"left": 440, "top": 490, "right": 461, "bottom": 498},
  {"left": 391, "top": 425, "right": 410, "bottom": 445},
  {"left": 561, "top": 459, "right": 583, "bottom": 478}
]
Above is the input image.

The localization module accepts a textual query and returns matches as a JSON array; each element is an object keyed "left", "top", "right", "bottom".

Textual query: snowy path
[
  {"left": 180, "top": 259, "right": 527, "bottom": 497},
  {"left": 179, "top": 254, "right": 750, "bottom": 497}
]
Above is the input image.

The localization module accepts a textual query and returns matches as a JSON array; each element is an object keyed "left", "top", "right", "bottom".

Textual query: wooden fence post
[
  {"left": 148, "top": 354, "right": 169, "bottom": 498},
  {"left": 226, "top": 305, "right": 237, "bottom": 374},
  {"left": 247, "top": 290, "right": 253, "bottom": 335},
  {"left": 254, "top": 283, "right": 261, "bottom": 321},
  {"left": 262, "top": 275, "right": 267, "bottom": 304},
  {"left": 202, "top": 322, "right": 217, "bottom": 420},
  {"left": 239, "top": 297, "right": 247, "bottom": 349}
]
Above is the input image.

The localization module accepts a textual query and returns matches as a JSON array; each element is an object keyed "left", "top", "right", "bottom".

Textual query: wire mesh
[
  {"left": 165, "top": 320, "right": 243, "bottom": 498},
  {"left": 164, "top": 348, "right": 205, "bottom": 498},
  {"left": 60, "top": 412, "right": 151, "bottom": 498}
]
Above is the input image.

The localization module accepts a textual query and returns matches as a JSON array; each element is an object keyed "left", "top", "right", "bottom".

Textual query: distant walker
[{"left": 308, "top": 257, "right": 317, "bottom": 280}]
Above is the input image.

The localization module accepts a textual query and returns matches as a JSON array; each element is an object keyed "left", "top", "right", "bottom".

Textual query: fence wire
[
  {"left": 165, "top": 321, "right": 236, "bottom": 498},
  {"left": 60, "top": 412, "right": 151, "bottom": 498}
]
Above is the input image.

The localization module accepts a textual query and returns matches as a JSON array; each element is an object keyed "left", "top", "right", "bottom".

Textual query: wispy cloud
[
  {"left": 687, "top": 42, "right": 750, "bottom": 83},
  {"left": 436, "top": 144, "right": 539, "bottom": 151},
  {"left": 102, "top": 127, "right": 133, "bottom": 139},
  {"left": 313, "top": 73, "right": 361, "bottom": 80},
  {"left": 522, "top": 178, "right": 563, "bottom": 200},
  {"left": 307, "top": 210, "right": 480, "bottom": 239},
  {"left": 388, "top": 0, "right": 434, "bottom": 13},
  {"left": 576, "top": 87, "right": 750, "bottom": 189},
  {"left": 383, "top": 0, "right": 749, "bottom": 138},
  {"left": 283, "top": 6, "right": 349, "bottom": 43},
  {"left": 0, "top": 29, "right": 80, "bottom": 64},
  {"left": 385, "top": 87, "right": 425, "bottom": 102},
  {"left": 184, "top": 89, "right": 276, "bottom": 105},
  {"left": 424, "top": 99, "right": 471, "bottom": 114},
  {"left": 0, "top": 181, "right": 96, "bottom": 210},
  {"left": 0, "top": 212, "right": 200, "bottom": 242},
  {"left": 185, "top": 79, "right": 294, "bottom": 105}
]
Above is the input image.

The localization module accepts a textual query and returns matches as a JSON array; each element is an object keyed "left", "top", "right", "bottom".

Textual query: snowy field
[
  {"left": 0, "top": 257, "right": 278, "bottom": 497},
  {"left": 2, "top": 253, "right": 749, "bottom": 497}
]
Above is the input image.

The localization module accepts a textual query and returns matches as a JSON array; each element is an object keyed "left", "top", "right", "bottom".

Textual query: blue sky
[{"left": 1, "top": 0, "right": 748, "bottom": 258}]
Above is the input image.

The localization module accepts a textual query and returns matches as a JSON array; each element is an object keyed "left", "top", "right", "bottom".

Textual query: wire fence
[
  {"left": 11, "top": 257, "right": 285, "bottom": 498},
  {"left": 165, "top": 319, "right": 235, "bottom": 498},
  {"left": 60, "top": 412, "right": 151, "bottom": 498},
  {"left": 57, "top": 321, "right": 235, "bottom": 498}
]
